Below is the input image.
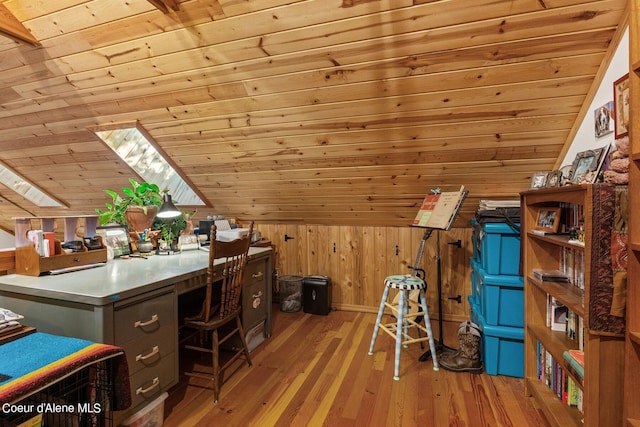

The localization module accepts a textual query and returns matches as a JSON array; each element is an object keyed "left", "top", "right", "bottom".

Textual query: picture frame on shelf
[
  {"left": 96, "top": 225, "right": 132, "bottom": 258},
  {"left": 535, "top": 207, "right": 561, "bottom": 233},
  {"left": 530, "top": 171, "right": 548, "bottom": 190},
  {"left": 614, "top": 73, "right": 630, "bottom": 138},
  {"left": 546, "top": 170, "right": 562, "bottom": 188},
  {"left": 559, "top": 165, "right": 573, "bottom": 185},
  {"left": 570, "top": 150, "right": 598, "bottom": 184}
]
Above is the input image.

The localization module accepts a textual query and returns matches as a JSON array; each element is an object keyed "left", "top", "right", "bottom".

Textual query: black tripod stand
[{"left": 418, "top": 230, "right": 456, "bottom": 362}]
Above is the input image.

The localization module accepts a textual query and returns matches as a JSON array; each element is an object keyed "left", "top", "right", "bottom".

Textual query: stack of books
[{"left": 533, "top": 269, "right": 571, "bottom": 282}]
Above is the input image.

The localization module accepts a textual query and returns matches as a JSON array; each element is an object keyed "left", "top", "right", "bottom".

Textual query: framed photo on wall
[
  {"left": 614, "top": 73, "right": 630, "bottom": 138},
  {"left": 96, "top": 225, "right": 132, "bottom": 258},
  {"left": 594, "top": 101, "right": 614, "bottom": 138},
  {"left": 535, "top": 207, "right": 561, "bottom": 233}
]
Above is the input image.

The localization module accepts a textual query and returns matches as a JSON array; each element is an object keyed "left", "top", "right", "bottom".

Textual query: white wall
[{"left": 560, "top": 28, "right": 629, "bottom": 167}]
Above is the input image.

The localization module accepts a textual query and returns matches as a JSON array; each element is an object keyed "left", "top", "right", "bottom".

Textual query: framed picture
[
  {"left": 559, "top": 165, "right": 573, "bottom": 185},
  {"left": 570, "top": 150, "right": 598, "bottom": 184},
  {"left": 96, "top": 225, "right": 132, "bottom": 258},
  {"left": 530, "top": 171, "right": 548, "bottom": 190},
  {"left": 546, "top": 170, "right": 562, "bottom": 188},
  {"left": 614, "top": 73, "right": 630, "bottom": 138},
  {"left": 594, "top": 101, "right": 614, "bottom": 138},
  {"left": 535, "top": 207, "right": 561, "bottom": 233}
]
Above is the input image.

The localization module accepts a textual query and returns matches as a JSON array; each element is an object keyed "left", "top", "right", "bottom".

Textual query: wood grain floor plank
[{"left": 163, "top": 307, "right": 549, "bottom": 427}]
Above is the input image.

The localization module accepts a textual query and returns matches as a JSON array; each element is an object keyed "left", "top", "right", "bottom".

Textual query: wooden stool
[{"left": 368, "top": 274, "right": 439, "bottom": 380}]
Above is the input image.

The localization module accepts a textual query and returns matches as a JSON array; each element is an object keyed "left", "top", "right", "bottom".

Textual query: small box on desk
[{"left": 303, "top": 276, "right": 331, "bottom": 315}]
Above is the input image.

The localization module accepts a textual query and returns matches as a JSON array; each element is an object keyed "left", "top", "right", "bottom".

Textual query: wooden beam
[
  {"left": 147, "top": 0, "right": 180, "bottom": 14},
  {"left": 0, "top": 3, "right": 40, "bottom": 47},
  {"left": 163, "top": 0, "right": 180, "bottom": 11}
]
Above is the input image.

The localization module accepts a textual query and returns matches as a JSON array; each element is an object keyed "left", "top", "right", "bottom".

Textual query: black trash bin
[{"left": 303, "top": 276, "right": 332, "bottom": 315}]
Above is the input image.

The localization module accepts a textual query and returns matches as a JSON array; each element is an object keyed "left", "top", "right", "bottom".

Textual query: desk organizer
[{"left": 14, "top": 216, "right": 107, "bottom": 276}]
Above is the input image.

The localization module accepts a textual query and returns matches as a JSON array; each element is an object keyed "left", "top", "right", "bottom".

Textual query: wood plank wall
[{"left": 257, "top": 223, "right": 472, "bottom": 321}]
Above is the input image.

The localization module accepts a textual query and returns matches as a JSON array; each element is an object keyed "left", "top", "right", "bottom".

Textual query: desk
[{"left": 0, "top": 247, "right": 272, "bottom": 424}]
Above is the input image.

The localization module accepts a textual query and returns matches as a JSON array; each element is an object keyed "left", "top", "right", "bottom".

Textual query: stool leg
[
  {"left": 393, "top": 290, "right": 406, "bottom": 380},
  {"left": 402, "top": 290, "right": 410, "bottom": 349},
  {"left": 368, "top": 286, "right": 390, "bottom": 355},
  {"left": 419, "top": 288, "right": 439, "bottom": 371}
]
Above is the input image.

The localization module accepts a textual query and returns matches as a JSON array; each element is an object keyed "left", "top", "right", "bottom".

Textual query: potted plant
[
  {"left": 96, "top": 179, "right": 163, "bottom": 231},
  {"left": 154, "top": 213, "right": 187, "bottom": 253}
]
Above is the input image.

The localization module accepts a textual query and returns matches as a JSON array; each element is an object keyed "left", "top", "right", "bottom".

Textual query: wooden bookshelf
[
  {"left": 522, "top": 185, "right": 625, "bottom": 427},
  {"left": 624, "top": 0, "right": 640, "bottom": 424}
]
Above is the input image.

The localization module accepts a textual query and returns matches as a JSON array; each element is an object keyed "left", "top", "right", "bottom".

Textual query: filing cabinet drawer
[
  {"left": 243, "top": 258, "right": 267, "bottom": 329},
  {"left": 121, "top": 330, "right": 175, "bottom": 376},
  {"left": 128, "top": 351, "right": 177, "bottom": 410},
  {"left": 114, "top": 287, "right": 176, "bottom": 345},
  {"left": 243, "top": 279, "right": 267, "bottom": 330},
  {"left": 244, "top": 258, "right": 266, "bottom": 288}
]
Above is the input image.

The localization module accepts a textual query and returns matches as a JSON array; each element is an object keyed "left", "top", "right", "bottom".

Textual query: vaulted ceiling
[{"left": 0, "top": 0, "right": 630, "bottom": 233}]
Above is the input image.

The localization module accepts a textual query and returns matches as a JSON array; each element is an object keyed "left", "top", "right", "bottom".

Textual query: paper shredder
[{"left": 302, "top": 275, "right": 332, "bottom": 315}]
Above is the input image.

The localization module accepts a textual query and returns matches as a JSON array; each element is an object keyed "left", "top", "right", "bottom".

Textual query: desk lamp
[{"left": 156, "top": 193, "right": 181, "bottom": 218}]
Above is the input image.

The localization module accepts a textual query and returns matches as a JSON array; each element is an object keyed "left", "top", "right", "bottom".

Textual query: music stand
[
  {"left": 417, "top": 229, "right": 456, "bottom": 361},
  {"left": 409, "top": 188, "right": 468, "bottom": 362}
]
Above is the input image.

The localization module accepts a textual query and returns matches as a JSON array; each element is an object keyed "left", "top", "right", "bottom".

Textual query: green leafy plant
[
  {"left": 96, "top": 178, "right": 163, "bottom": 225},
  {"left": 153, "top": 213, "right": 187, "bottom": 249}
]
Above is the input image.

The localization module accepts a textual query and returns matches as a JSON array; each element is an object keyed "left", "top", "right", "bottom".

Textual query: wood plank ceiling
[{"left": 0, "top": 0, "right": 629, "bottom": 232}]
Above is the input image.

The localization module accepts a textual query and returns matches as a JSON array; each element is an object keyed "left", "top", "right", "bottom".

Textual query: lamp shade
[{"left": 156, "top": 194, "right": 181, "bottom": 218}]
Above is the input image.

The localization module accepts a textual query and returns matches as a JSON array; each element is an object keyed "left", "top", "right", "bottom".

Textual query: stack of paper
[
  {"left": 478, "top": 199, "right": 521, "bottom": 210},
  {"left": 0, "top": 308, "right": 24, "bottom": 336}
]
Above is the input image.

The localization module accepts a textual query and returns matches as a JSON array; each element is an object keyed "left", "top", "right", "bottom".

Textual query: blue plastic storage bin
[
  {"left": 471, "top": 305, "right": 524, "bottom": 378},
  {"left": 478, "top": 265, "right": 524, "bottom": 328},
  {"left": 469, "top": 258, "right": 481, "bottom": 307},
  {"left": 478, "top": 222, "right": 521, "bottom": 276},
  {"left": 471, "top": 220, "right": 482, "bottom": 262}
]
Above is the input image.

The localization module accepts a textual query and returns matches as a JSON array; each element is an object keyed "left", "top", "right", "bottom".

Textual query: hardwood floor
[{"left": 163, "top": 306, "right": 550, "bottom": 427}]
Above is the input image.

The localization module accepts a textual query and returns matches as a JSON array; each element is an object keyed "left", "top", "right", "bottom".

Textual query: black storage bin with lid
[{"left": 302, "top": 276, "right": 332, "bottom": 315}]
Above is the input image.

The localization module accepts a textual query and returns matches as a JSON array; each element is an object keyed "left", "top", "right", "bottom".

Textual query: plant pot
[
  {"left": 125, "top": 205, "right": 158, "bottom": 232},
  {"left": 137, "top": 240, "right": 154, "bottom": 254}
]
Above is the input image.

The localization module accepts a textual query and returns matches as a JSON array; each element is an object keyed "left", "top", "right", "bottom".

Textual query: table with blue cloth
[{"left": 0, "top": 332, "right": 130, "bottom": 426}]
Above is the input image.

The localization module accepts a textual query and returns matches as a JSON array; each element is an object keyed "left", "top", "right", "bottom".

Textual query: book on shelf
[
  {"left": 533, "top": 269, "right": 570, "bottom": 282},
  {"left": 547, "top": 295, "right": 569, "bottom": 332},
  {"left": 412, "top": 185, "right": 467, "bottom": 230},
  {"left": 563, "top": 349, "right": 585, "bottom": 380}
]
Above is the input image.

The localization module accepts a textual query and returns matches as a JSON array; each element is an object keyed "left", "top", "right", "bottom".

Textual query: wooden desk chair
[{"left": 182, "top": 222, "right": 254, "bottom": 403}]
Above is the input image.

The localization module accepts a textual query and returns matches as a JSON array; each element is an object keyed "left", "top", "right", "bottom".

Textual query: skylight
[
  {"left": 0, "top": 161, "right": 64, "bottom": 207},
  {"left": 92, "top": 123, "right": 205, "bottom": 206}
]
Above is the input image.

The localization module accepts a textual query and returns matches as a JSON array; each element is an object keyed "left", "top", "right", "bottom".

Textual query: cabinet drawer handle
[
  {"left": 136, "top": 346, "right": 160, "bottom": 361},
  {"left": 136, "top": 377, "right": 160, "bottom": 395},
  {"left": 253, "top": 291, "right": 263, "bottom": 299},
  {"left": 134, "top": 314, "right": 159, "bottom": 328},
  {"left": 252, "top": 271, "right": 263, "bottom": 279}
]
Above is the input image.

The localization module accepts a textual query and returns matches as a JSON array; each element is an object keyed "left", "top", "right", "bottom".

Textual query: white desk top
[{"left": 0, "top": 247, "right": 271, "bottom": 306}]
